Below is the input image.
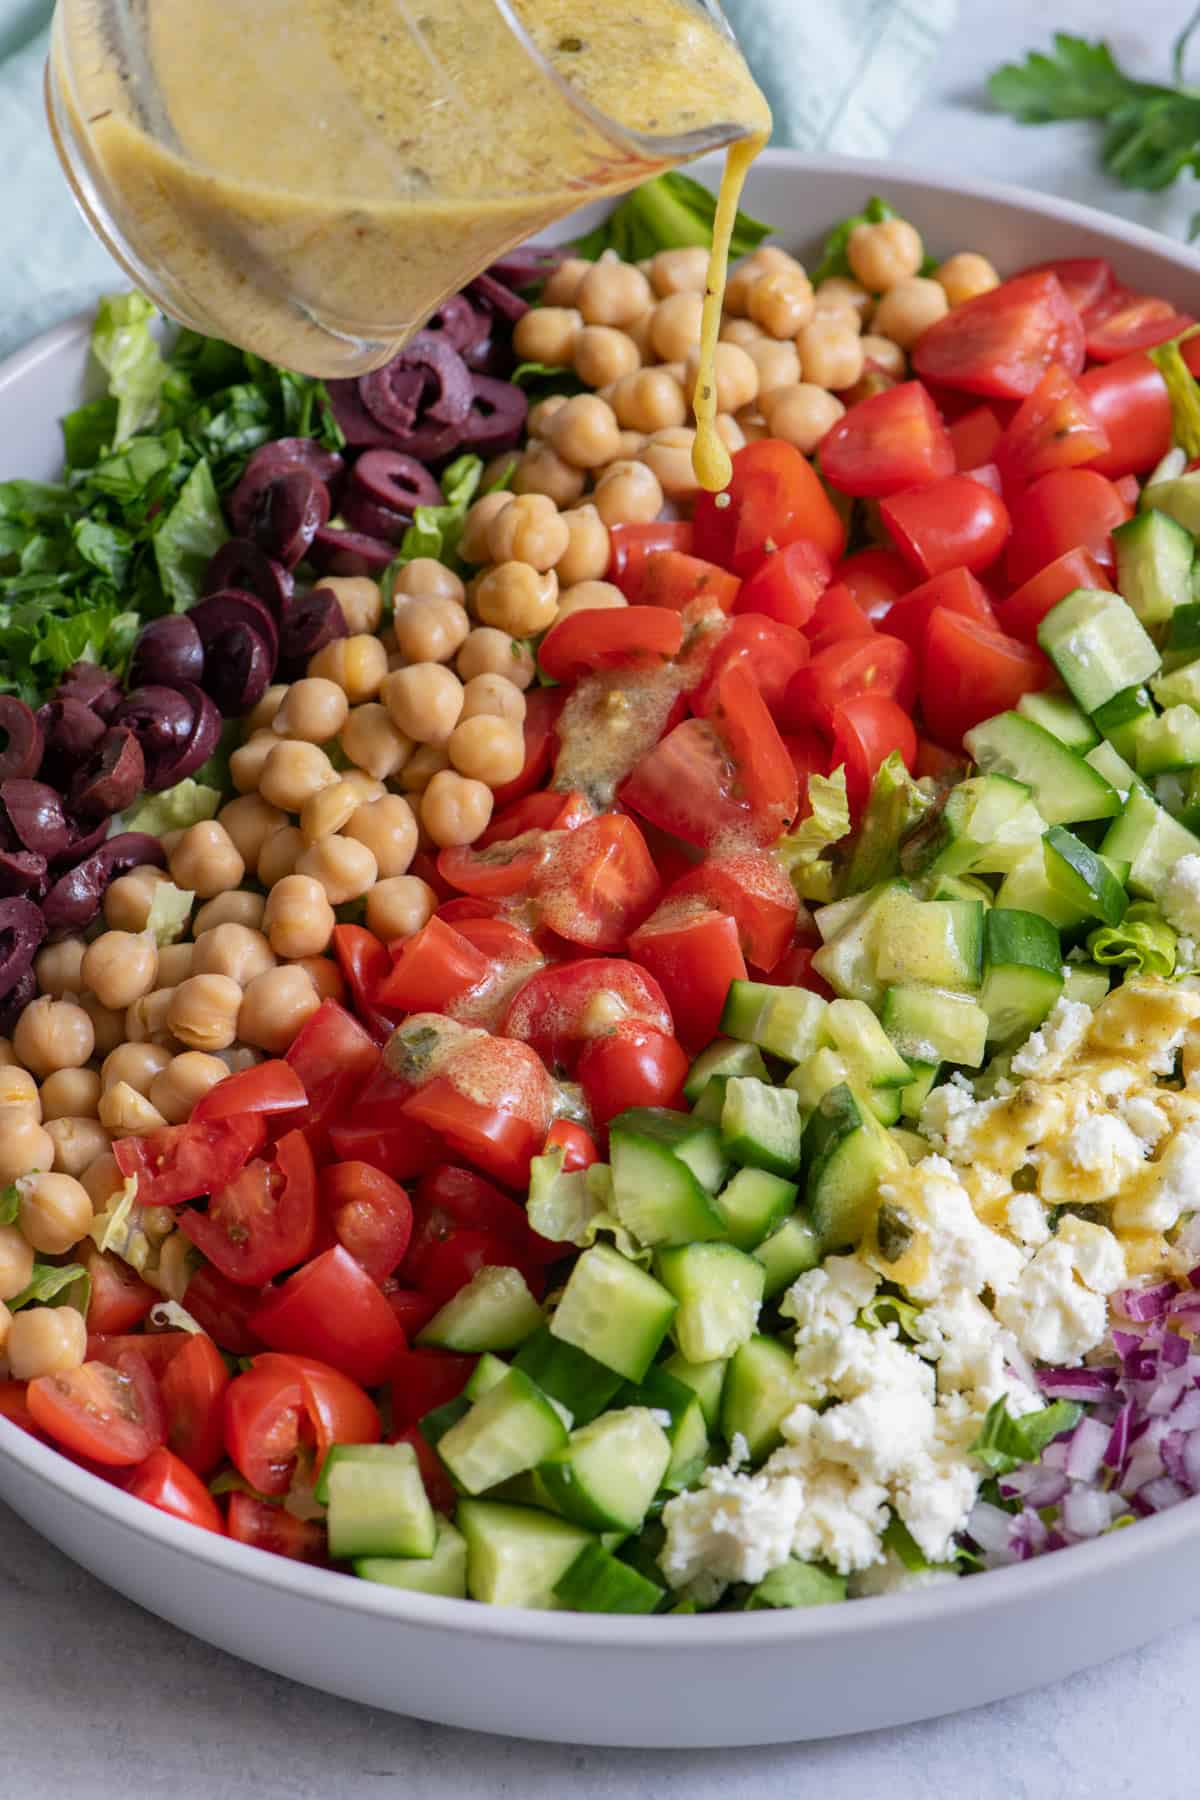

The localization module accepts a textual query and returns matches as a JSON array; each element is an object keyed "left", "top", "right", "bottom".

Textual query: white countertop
[{"left": 5, "top": 2, "right": 1200, "bottom": 1793}]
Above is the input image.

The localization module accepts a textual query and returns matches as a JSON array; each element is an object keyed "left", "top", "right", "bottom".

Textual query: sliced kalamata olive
[
  {"left": 36, "top": 698, "right": 107, "bottom": 787},
  {"left": 242, "top": 436, "right": 344, "bottom": 488},
  {"left": 42, "top": 832, "right": 166, "bottom": 940},
  {"left": 203, "top": 538, "right": 294, "bottom": 617},
  {"left": 460, "top": 375, "right": 529, "bottom": 450},
  {"left": 341, "top": 494, "right": 411, "bottom": 544},
  {"left": 463, "top": 336, "right": 512, "bottom": 378},
  {"left": 202, "top": 624, "right": 273, "bottom": 715},
  {"left": 360, "top": 333, "right": 473, "bottom": 433},
  {"left": 150, "top": 683, "right": 221, "bottom": 789},
  {"left": 189, "top": 590, "right": 280, "bottom": 669},
  {"left": 69, "top": 726, "right": 146, "bottom": 819},
  {"left": 0, "top": 849, "right": 47, "bottom": 898},
  {"left": 129, "top": 614, "right": 205, "bottom": 690},
  {"left": 0, "top": 780, "right": 73, "bottom": 860},
  {"left": 308, "top": 526, "right": 396, "bottom": 577},
  {"left": 385, "top": 417, "right": 463, "bottom": 461},
  {"left": 486, "top": 244, "right": 564, "bottom": 288},
  {"left": 228, "top": 466, "right": 330, "bottom": 569},
  {"left": 0, "top": 897, "right": 46, "bottom": 997},
  {"left": 424, "top": 294, "right": 489, "bottom": 352},
  {"left": 278, "top": 589, "right": 349, "bottom": 681},
  {"left": 54, "top": 816, "right": 109, "bottom": 867},
  {"left": 0, "top": 966, "right": 37, "bottom": 1032},
  {"left": 113, "top": 685, "right": 197, "bottom": 791},
  {"left": 324, "top": 380, "right": 405, "bottom": 449},
  {"left": 0, "top": 697, "right": 44, "bottom": 782},
  {"left": 350, "top": 449, "right": 443, "bottom": 515},
  {"left": 54, "top": 662, "right": 123, "bottom": 719},
  {"left": 467, "top": 272, "right": 530, "bottom": 324}
]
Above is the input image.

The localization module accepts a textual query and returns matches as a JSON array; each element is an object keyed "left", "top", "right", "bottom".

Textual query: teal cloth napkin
[{"left": 0, "top": 0, "right": 957, "bottom": 361}]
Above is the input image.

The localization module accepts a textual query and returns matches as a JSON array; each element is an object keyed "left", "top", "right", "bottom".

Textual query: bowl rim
[{"left": 3, "top": 141, "right": 1199, "bottom": 1651}]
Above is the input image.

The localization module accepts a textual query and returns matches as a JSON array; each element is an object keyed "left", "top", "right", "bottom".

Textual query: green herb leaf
[
  {"left": 0, "top": 1184, "right": 18, "bottom": 1226},
  {"left": 575, "top": 170, "right": 771, "bottom": 263},
  {"left": 382, "top": 454, "right": 484, "bottom": 594},
  {"left": 810, "top": 196, "right": 897, "bottom": 287},
  {"left": 1087, "top": 900, "right": 1177, "bottom": 978},
  {"left": 8, "top": 1261, "right": 91, "bottom": 1313},
  {"left": 743, "top": 1560, "right": 846, "bottom": 1610},
  {"left": 970, "top": 1397, "right": 1082, "bottom": 1476}
]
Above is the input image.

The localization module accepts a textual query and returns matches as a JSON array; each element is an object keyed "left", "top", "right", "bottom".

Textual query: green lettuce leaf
[
  {"left": 881, "top": 1513, "right": 931, "bottom": 1572},
  {"left": 510, "top": 362, "right": 588, "bottom": 398},
  {"left": 574, "top": 170, "right": 771, "bottom": 262},
  {"left": 153, "top": 458, "right": 228, "bottom": 611},
  {"left": 8, "top": 1261, "right": 91, "bottom": 1313},
  {"left": 125, "top": 779, "right": 221, "bottom": 836},
  {"left": 1149, "top": 324, "right": 1200, "bottom": 459},
  {"left": 1087, "top": 901, "right": 1176, "bottom": 977},
  {"left": 842, "top": 752, "right": 933, "bottom": 894},
  {"left": 970, "top": 1397, "right": 1082, "bottom": 1475},
  {"left": 382, "top": 454, "right": 485, "bottom": 591},
  {"left": 90, "top": 292, "right": 168, "bottom": 446},
  {"left": 526, "top": 1148, "right": 648, "bottom": 1264},
  {"left": 777, "top": 767, "right": 851, "bottom": 902},
  {"left": 810, "top": 197, "right": 897, "bottom": 286},
  {"left": 858, "top": 1291, "right": 924, "bottom": 1339},
  {"left": 743, "top": 1560, "right": 846, "bottom": 1610},
  {"left": 144, "top": 881, "right": 196, "bottom": 947},
  {"left": 0, "top": 1184, "right": 18, "bottom": 1226}
]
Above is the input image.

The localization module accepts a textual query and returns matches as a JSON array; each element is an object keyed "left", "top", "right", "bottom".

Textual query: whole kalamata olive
[
  {"left": 201, "top": 623, "right": 273, "bottom": 716},
  {"left": 0, "top": 897, "right": 46, "bottom": 998},
  {"left": 41, "top": 832, "right": 166, "bottom": 939},
  {"left": 54, "top": 662, "right": 123, "bottom": 719},
  {"left": 112, "top": 685, "right": 196, "bottom": 791},
  {"left": 203, "top": 538, "right": 294, "bottom": 617},
  {"left": 129, "top": 615, "right": 205, "bottom": 690},
  {"left": 0, "top": 696, "right": 44, "bottom": 782},
  {"left": 0, "top": 780, "right": 73, "bottom": 860},
  {"left": 277, "top": 589, "right": 349, "bottom": 681},
  {"left": 69, "top": 726, "right": 146, "bottom": 819}
]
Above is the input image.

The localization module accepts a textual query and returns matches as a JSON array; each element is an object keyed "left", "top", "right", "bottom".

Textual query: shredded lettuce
[
  {"left": 144, "top": 881, "right": 196, "bottom": 947},
  {"left": 881, "top": 1512, "right": 931, "bottom": 1572},
  {"left": 970, "top": 1397, "right": 1082, "bottom": 1475},
  {"left": 89, "top": 292, "right": 169, "bottom": 447},
  {"left": 858, "top": 1291, "right": 924, "bottom": 1339},
  {"left": 526, "top": 1148, "right": 648, "bottom": 1264},
  {"left": 574, "top": 170, "right": 771, "bottom": 263},
  {"left": 0, "top": 1183, "right": 18, "bottom": 1227},
  {"left": 8, "top": 1261, "right": 90, "bottom": 1314},
  {"left": 743, "top": 1560, "right": 847, "bottom": 1609},
  {"left": 1149, "top": 323, "right": 1200, "bottom": 458},
  {"left": 842, "top": 753, "right": 933, "bottom": 894},
  {"left": 88, "top": 1172, "right": 162, "bottom": 1278},
  {"left": 381, "top": 454, "right": 485, "bottom": 596},
  {"left": 1087, "top": 901, "right": 1177, "bottom": 978},
  {"left": 153, "top": 457, "right": 228, "bottom": 611},
  {"left": 777, "top": 767, "right": 851, "bottom": 902},
  {"left": 125, "top": 779, "right": 221, "bottom": 836},
  {"left": 510, "top": 362, "right": 588, "bottom": 399}
]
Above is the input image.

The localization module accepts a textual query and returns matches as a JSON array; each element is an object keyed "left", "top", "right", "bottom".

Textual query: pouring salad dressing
[{"left": 47, "top": 0, "right": 771, "bottom": 490}]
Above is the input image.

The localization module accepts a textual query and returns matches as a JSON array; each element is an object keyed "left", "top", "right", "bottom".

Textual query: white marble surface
[{"left": 5, "top": 2, "right": 1200, "bottom": 1793}]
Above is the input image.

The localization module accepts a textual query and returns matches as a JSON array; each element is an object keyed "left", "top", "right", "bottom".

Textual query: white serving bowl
[{"left": 1, "top": 148, "right": 1198, "bottom": 1747}]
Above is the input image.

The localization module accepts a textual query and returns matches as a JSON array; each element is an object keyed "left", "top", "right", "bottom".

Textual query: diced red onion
[
  {"left": 1065, "top": 1416, "right": 1109, "bottom": 1483},
  {"left": 1117, "top": 1281, "right": 1177, "bottom": 1321},
  {"left": 1140, "top": 1475, "right": 1188, "bottom": 1512},
  {"left": 1061, "top": 1484, "right": 1115, "bottom": 1539},
  {"left": 1037, "top": 1366, "right": 1118, "bottom": 1402},
  {"left": 1184, "top": 1431, "right": 1200, "bottom": 1492},
  {"left": 967, "top": 1501, "right": 1015, "bottom": 1554}
]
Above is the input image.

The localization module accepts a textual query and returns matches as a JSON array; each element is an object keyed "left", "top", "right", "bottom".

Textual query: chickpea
[
  {"left": 847, "top": 217, "right": 925, "bottom": 293},
  {"left": 124, "top": 987, "right": 176, "bottom": 1046},
  {"left": 685, "top": 342, "right": 759, "bottom": 415},
  {"left": 13, "top": 997, "right": 94, "bottom": 1078},
  {"left": 746, "top": 338, "right": 801, "bottom": 398},
  {"left": 473, "top": 564, "right": 559, "bottom": 636},
  {"left": 399, "top": 745, "right": 451, "bottom": 794},
  {"left": 8, "top": 1306, "right": 87, "bottom": 1380},
  {"left": 391, "top": 558, "right": 467, "bottom": 606},
  {"left": 935, "top": 251, "right": 1000, "bottom": 308},
  {"left": 77, "top": 993, "right": 124, "bottom": 1058},
  {"left": 344, "top": 797, "right": 419, "bottom": 883},
  {"left": 486, "top": 494, "right": 570, "bottom": 573},
  {"left": 296, "top": 778, "right": 358, "bottom": 846},
  {"left": 296, "top": 957, "right": 345, "bottom": 1002},
  {"left": 80, "top": 1152, "right": 124, "bottom": 1211},
  {"left": 392, "top": 594, "right": 471, "bottom": 667},
  {"left": 18, "top": 1170, "right": 92, "bottom": 1255},
  {"left": 511, "top": 443, "right": 586, "bottom": 507},
  {"left": 39, "top": 1067, "right": 101, "bottom": 1122},
  {"left": 168, "top": 820, "right": 246, "bottom": 902},
  {"left": 748, "top": 270, "right": 816, "bottom": 340},
  {"left": 0, "top": 1108, "right": 52, "bottom": 1182},
  {"left": 366, "top": 875, "right": 437, "bottom": 943},
  {"left": 646, "top": 245, "right": 708, "bottom": 298},
  {"left": 460, "top": 491, "right": 515, "bottom": 564},
  {"left": 262, "top": 874, "right": 336, "bottom": 960},
  {"left": 592, "top": 460, "right": 664, "bottom": 528},
  {"left": 860, "top": 334, "right": 908, "bottom": 380},
  {"left": 576, "top": 259, "right": 653, "bottom": 328},
  {"left": 81, "top": 930, "right": 157, "bottom": 1013},
  {"left": 243, "top": 685, "right": 289, "bottom": 735},
  {"left": 168, "top": 974, "right": 243, "bottom": 1052},
  {"left": 271, "top": 677, "right": 349, "bottom": 745},
  {"left": 459, "top": 674, "right": 527, "bottom": 726},
  {"left": 149, "top": 1052, "right": 229, "bottom": 1125},
  {"left": 446, "top": 715, "right": 525, "bottom": 786},
  {"left": 552, "top": 505, "right": 609, "bottom": 589},
  {"left": 294, "top": 834, "right": 378, "bottom": 906},
  {"left": 528, "top": 394, "right": 568, "bottom": 440},
  {"left": 616, "top": 429, "right": 646, "bottom": 460},
  {"left": 814, "top": 276, "right": 873, "bottom": 322},
  {"left": 796, "top": 318, "right": 865, "bottom": 391},
  {"left": 152, "top": 940, "right": 185, "bottom": 987},
  {"left": 103, "top": 866, "right": 170, "bottom": 933},
  {"left": 192, "top": 922, "right": 277, "bottom": 987},
  {"left": 512, "top": 305, "right": 582, "bottom": 367},
  {"left": 723, "top": 256, "right": 769, "bottom": 317},
  {"left": 761, "top": 383, "right": 846, "bottom": 454},
  {"left": 871, "top": 276, "right": 949, "bottom": 351},
  {"left": 257, "top": 741, "right": 335, "bottom": 814},
  {"left": 611, "top": 367, "right": 688, "bottom": 435},
  {"left": 715, "top": 413, "right": 746, "bottom": 455},
  {"left": 308, "top": 633, "right": 390, "bottom": 704},
  {"left": 228, "top": 731, "right": 280, "bottom": 794},
  {"left": 34, "top": 937, "right": 86, "bottom": 998},
  {"left": 381, "top": 662, "right": 465, "bottom": 748},
  {"left": 720, "top": 316, "right": 764, "bottom": 348},
  {"left": 238, "top": 965, "right": 321, "bottom": 1054},
  {"left": 337, "top": 717, "right": 408, "bottom": 791},
  {"left": 421, "top": 769, "right": 493, "bottom": 848},
  {"left": 640, "top": 427, "right": 700, "bottom": 501},
  {"left": 217, "top": 794, "right": 287, "bottom": 874},
  {"left": 457, "top": 627, "right": 536, "bottom": 690},
  {"left": 102, "top": 1044, "right": 170, "bottom": 1102},
  {"left": 194, "top": 891, "right": 266, "bottom": 936},
  {"left": 574, "top": 325, "right": 640, "bottom": 389},
  {"left": 649, "top": 293, "right": 703, "bottom": 363},
  {"left": 541, "top": 256, "right": 589, "bottom": 307},
  {"left": 45, "top": 1116, "right": 109, "bottom": 1179},
  {"left": 99, "top": 1081, "right": 169, "bottom": 1136},
  {"left": 547, "top": 394, "right": 622, "bottom": 470},
  {"left": 255, "top": 825, "right": 305, "bottom": 888},
  {"left": 0, "top": 1223, "right": 33, "bottom": 1301},
  {"left": 0, "top": 1066, "right": 39, "bottom": 1113},
  {"left": 316, "top": 576, "right": 382, "bottom": 636}
]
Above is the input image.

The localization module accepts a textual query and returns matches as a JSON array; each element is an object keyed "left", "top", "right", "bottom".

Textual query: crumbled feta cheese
[
  {"left": 1055, "top": 1215, "right": 1126, "bottom": 1293},
  {"left": 1010, "top": 998, "right": 1092, "bottom": 1079},
  {"left": 1087, "top": 976, "right": 1200, "bottom": 1074},
  {"left": 917, "top": 1077, "right": 977, "bottom": 1153},
  {"left": 1162, "top": 853, "right": 1200, "bottom": 938},
  {"left": 994, "top": 1222, "right": 1125, "bottom": 1365},
  {"left": 915, "top": 1289, "right": 1038, "bottom": 1416},
  {"left": 1060, "top": 1113, "right": 1145, "bottom": 1193},
  {"left": 875, "top": 1156, "right": 1025, "bottom": 1302},
  {"left": 659, "top": 1466, "right": 807, "bottom": 1591},
  {"left": 1113, "top": 1119, "right": 1200, "bottom": 1233},
  {"left": 780, "top": 1253, "right": 878, "bottom": 1337},
  {"left": 1006, "top": 1191, "right": 1051, "bottom": 1248},
  {"left": 1119, "top": 1092, "right": 1171, "bottom": 1149}
]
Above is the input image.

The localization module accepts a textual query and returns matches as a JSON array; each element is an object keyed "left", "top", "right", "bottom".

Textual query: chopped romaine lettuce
[
  {"left": 8, "top": 1261, "right": 90, "bottom": 1313},
  {"left": 152, "top": 458, "right": 228, "bottom": 611},
  {"left": 1149, "top": 324, "right": 1200, "bottom": 459},
  {"left": 842, "top": 752, "right": 933, "bottom": 893},
  {"left": 1087, "top": 901, "right": 1177, "bottom": 977},
  {"left": 574, "top": 170, "right": 772, "bottom": 262},
  {"left": 144, "top": 881, "right": 196, "bottom": 946},
  {"left": 526, "top": 1148, "right": 647, "bottom": 1264},
  {"left": 89, "top": 292, "right": 168, "bottom": 447},
  {"left": 125, "top": 778, "right": 221, "bottom": 836},
  {"left": 382, "top": 454, "right": 485, "bottom": 592},
  {"left": 0, "top": 1183, "right": 18, "bottom": 1226},
  {"left": 777, "top": 767, "right": 851, "bottom": 902},
  {"left": 970, "top": 1397, "right": 1082, "bottom": 1475}
]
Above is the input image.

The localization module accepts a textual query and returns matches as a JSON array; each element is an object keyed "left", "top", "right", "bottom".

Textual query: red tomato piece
[
  {"left": 321, "top": 1161, "right": 414, "bottom": 1285},
  {"left": 83, "top": 1245, "right": 156, "bottom": 1335},
  {"left": 190, "top": 1060, "right": 306, "bottom": 1126},
  {"left": 833, "top": 546, "right": 915, "bottom": 618},
  {"left": 1078, "top": 354, "right": 1172, "bottom": 478},
  {"left": 539, "top": 604, "right": 684, "bottom": 682},
  {"left": 330, "top": 923, "right": 394, "bottom": 1038},
  {"left": 418, "top": 1228, "right": 544, "bottom": 1307},
  {"left": 125, "top": 1446, "right": 224, "bottom": 1534},
  {"left": 0, "top": 1380, "right": 41, "bottom": 1439},
  {"left": 916, "top": 736, "right": 970, "bottom": 784},
  {"left": 734, "top": 539, "right": 831, "bottom": 628},
  {"left": 781, "top": 725, "right": 831, "bottom": 788},
  {"left": 285, "top": 999, "right": 381, "bottom": 1156},
  {"left": 608, "top": 520, "right": 695, "bottom": 599},
  {"left": 501, "top": 956, "right": 673, "bottom": 1075},
  {"left": 160, "top": 1331, "right": 230, "bottom": 1476},
  {"left": 884, "top": 567, "right": 997, "bottom": 664},
  {"left": 693, "top": 439, "right": 846, "bottom": 571},
  {"left": 621, "top": 717, "right": 746, "bottom": 849},
  {"left": 391, "top": 1349, "right": 476, "bottom": 1431},
  {"left": 1113, "top": 473, "right": 1140, "bottom": 508},
  {"left": 86, "top": 1332, "right": 190, "bottom": 1378},
  {"left": 407, "top": 1164, "right": 535, "bottom": 1275},
  {"left": 784, "top": 634, "right": 916, "bottom": 733},
  {"left": 1005, "top": 468, "right": 1130, "bottom": 588},
  {"left": 475, "top": 788, "right": 591, "bottom": 851},
  {"left": 921, "top": 609, "right": 1051, "bottom": 748},
  {"left": 402, "top": 1071, "right": 549, "bottom": 1192},
  {"left": 994, "top": 364, "right": 1110, "bottom": 489},
  {"left": 819, "top": 381, "right": 955, "bottom": 498},
  {"left": 949, "top": 404, "right": 1003, "bottom": 474},
  {"left": 997, "top": 546, "right": 1113, "bottom": 645},
  {"left": 639, "top": 552, "right": 741, "bottom": 615},
  {"left": 804, "top": 582, "right": 875, "bottom": 652},
  {"left": 830, "top": 694, "right": 918, "bottom": 812},
  {"left": 226, "top": 1492, "right": 326, "bottom": 1562},
  {"left": 178, "top": 1129, "right": 318, "bottom": 1288},
  {"left": 488, "top": 687, "right": 564, "bottom": 810},
  {"left": 913, "top": 272, "right": 1085, "bottom": 398},
  {"left": 690, "top": 613, "right": 810, "bottom": 719},
  {"left": 702, "top": 663, "right": 799, "bottom": 843},
  {"left": 544, "top": 1119, "right": 600, "bottom": 1171},
  {"left": 578, "top": 1022, "right": 689, "bottom": 1127},
  {"left": 251, "top": 1249, "right": 407, "bottom": 1389},
  {"left": 665, "top": 848, "right": 798, "bottom": 971},
  {"left": 375, "top": 917, "right": 490, "bottom": 1012},
  {"left": 881, "top": 474, "right": 1011, "bottom": 578},
  {"left": 327, "top": 1115, "right": 442, "bottom": 1181},
  {"left": 1082, "top": 288, "right": 1193, "bottom": 362},
  {"left": 1018, "top": 256, "right": 1114, "bottom": 316},
  {"left": 628, "top": 906, "right": 747, "bottom": 1051},
  {"left": 114, "top": 1116, "right": 266, "bottom": 1210},
  {"left": 528, "top": 813, "right": 661, "bottom": 950},
  {"left": 381, "top": 1284, "right": 440, "bottom": 1337},
  {"left": 183, "top": 1265, "right": 264, "bottom": 1357},
  {"left": 27, "top": 1350, "right": 165, "bottom": 1467}
]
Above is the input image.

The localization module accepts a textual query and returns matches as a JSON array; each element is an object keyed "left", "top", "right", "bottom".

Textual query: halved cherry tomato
[
  {"left": 178, "top": 1129, "right": 318, "bottom": 1288},
  {"left": 963, "top": 462, "right": 1002, "bottom": 495},
  {"left": 819, "top": 381, "right": 955, "bottom": 497},
  {"left": 501, "top": 957, "right": 673, "bottom": 1075},
  {"left": 390, "top": 1424, "right": 458, "bottom": 1514},
  {"left": 473, "top": 787, "right": 591, "bottom": 852},
  {"left": 27, "top": 1350, "right": 165, "bottom": 1467},
  {"left": 183, "top": 1265, "right": 264, "bottom": 1357},
  {"left": 160, "top": 1331, "right": 230, "bottom": 1475},
  {"left": 327, "top": 1114, "right": 442, "bottom": 1180},
  {"left": 781, "top": 725, "right": 831, "bottom": 787},
  {"left": 830, "top": 694, "right": 918, "bottom": 812},
  {"left": 402, "top": 1063, "right": 550, "bottom": 1191},
  {"left": 375, "top": 917, "right": 490, "bottom": 1012},
  {"left": 994, "top": 364, "right": 1110, "bottom": 489},
  {"left": 539, "top": 604, "right": 684, "bottom": 683},
  {"left": 884, "top": 566, "right": 997, "bottom": 666},
  {"left": 665, "top": 848, "right": 798, "bottom": 971},
  {"left": 577, "top": 1022, "right": 689, "bottom": 1127},
  {"left": 628, "top": 906, "right": 747, "bottom": 1050},
  {"left": 545, "top": 1120, "right": 600, "bottom": 1172},
  {"left": 912, "top": 272, "right": 1085, "bottom": 397},
  {"left": 639, "top": 552, "right": 741, "bottom": 614},
  {"left": 0, "top": 1380, "right": 41, "bottom": 1438},
  {"left": 1005, "top": 467, "right": 1130, "bottom": 588},
  {"left": 997, "top": 546, "right": 1112, "bottom": 645},
  {"left": 1082, "top": 287, "right": 1193, "bottom": 362},
  {"left": 621, "top": 716, "right": 752, "bottom": 849},
  {"left": 690, "top": 614, "right": 810, "bottom": 719},
  {"left": 391, "top": 1350, "right": 476, "bottom": 1431},
  {"left": 1019, "top": 256, "right": 1113, "bottom": 315},
  {"left": 436, "top": 793, "right": 591, "bottom": 902},
  {"left": 528, "top": 813, "right": 661, "bottom": 950},
  {"left": 285, "top": 999, "right": 381, "bottom": 1156},
  {"left": 734, "top": 539, "right": 831, "bottom": 628},
  {"left": 608, "top": 520, "right": 694, "bottom": 599},
  {"left": 489, "top": 687, "right": 564, "bottom": 810},
  {"left": 949, "top": 404, "right": 1003, "bottom": 473},
  {"left": 804, "top": 583, "right": 875, "bottom": 652},
  {"left": 83, "top": 1245, "right": 156, "bottom": 1335},
  {"left": 252, "top": 1249, "right": 407, "bottom": 1389},
  {"left": 114, "top": 1116, "right": 266, "bottom": 1210},
  {"left": 321, "top": 1161, "right": 413, "bottom": 1285},
  {"left": 381, "top": 1284, "right": 440, "bottom": 1337},
  {"left": 407, "top": 1164, "right": 536, "bottom": 1278},
  {"left": 833, "top": 547, "right": 915, "bottom": 618},
  {"left": 86, "top": 1332, "right": 190, "bottom": 1378},
  {"left": 125, "top": 1446, "right": 224, "bottom": 1533},
  {"left": 921, "top": 608, "right": 1051, "bottom": 748},
  {"left": 329, "top": 923, "right": 395, "bottom": 1041},
  {"left": 226, "top": 1492, "right": 326, "bottom": 1562},
  {"left": 881, "top": 474, "right": 1011, "bottom": 577},
  {"left": 702, "top": 662, "right": 799, "bottom": 841},
  {"left": 693, "top": 439, "right": 846, "bottom": 571},
  {"left": 419, "top": 1228, "right": 544, "bottom": 1307},
  {"left": 1078, "top": 354, "right": 1172, "bottom": 478},
  {"left": 190, "top": 1060, "right": 306, "bottom": 1127},
  {"left": 783, "top": 633, "right": 916, "bottom": 733}
]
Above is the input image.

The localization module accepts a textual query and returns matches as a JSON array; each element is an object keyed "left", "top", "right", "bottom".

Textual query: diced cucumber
[
  {"left": 1092, "top": 684, "right": 1156, "bottom": 759},
  {"left": 661, "top": 1349, "right": 728, "bottom": 1429},
  {"left": 899, "top": 1059, "right": 939, "bottom": 1120},
  {"left": 1160, "top": 765, "right": 1200, "bottom": 834},
  {"left": 823, "top": 998, "right": 914, "bottom": 1087},
  {"left": 1166, "top": 601, "right": 1200, "bottom": 659},
  {"left": 721, "top": 1076, "right": 804, "bottom": 1177},
  {"left": 418, "top": 1265, "right": 542, "bottom": 1353},
  {"left": 787, "top": 1045, "right": 852, "bottom": 1113},
  {"left": 811, "top": 880, "right": 911, "bottom": 1006},
  {"left": 874, "top": 893, "right": 983, "bottom": 990},
  {"left": 656, "top": 1242, "right": 765, "bottom": 1363},
  {"left": 354, "top": 1518, "right": 468, "bottom": 1598},
  {"left": 1062, "top": 962, "right": 1111, "bottom": 1006},
  {"left": 1133, "top": 704, "right": 1200, "bottom": 776},
  {"left": 1042, "top": 825, "right": 1128, "bottom": 925},
  {"left": 803, "top": 1083, "right": 905, "bottom": 1250},
  {"left": 608, "top": 1112, "right": 726, "bottom": 1247},
  {"left": 550, "top": 1244, "right": 676, "bottom": 1381},
  {"left": 1141, "top": 470, "right": 1200, "bottom": 536},
  {"left": 325, "top": 1442, "right": 437, "bottom": 1561},
  {"left": 438, "top": 1368, "right": 569, "bottom": 1496},
  {"left": 623, "top": 1364, "right": 709, "bottom": 1488},
  {"left": 457, "top": 1499, "right": 593, "bottom": 1609},
  {"left": 964, "top": 712, "right": 1120, "bottom": 825},
  {"left": 1153, "top": 657, "right": 1200, "bottom": 712},
  {"left": 464, "top": 1353, "right": 511, "bottom": 1402},
  {"left": 512, "top": 1326, "right": 624, "bottom": 1426},
  {"left": 610, "top": 1106, "right": 727, "bottom": 1191},
  {"left": 683, "top": 1039, "right": 768, "bottom": 1105},
  {"left": 880, "top": 987, "right": 989, "bottom": 1068},
  {"left": 814, "top": 887, "right": 876, "bottom": 943},
  {"left": 1113, "top": 508, "right": 1195, "bottom": 627},
  {"left": 1017, "top": 689, "right": 1099, "bottom": 752},
  {"left": 719, "top": 981, "right": 828, "bottom": 1063},
  {"left": 715, "top": 1166, "right": 798, "bottom": 1250},
  {"left": 919, "top": 774, "right": 1046, "bottom": 879},
  {"left": 720, "top": 1334, "right": 809, "bottom": 1463},
  {"left": 1100, "top": 783, "right": 1200, "bottom": 898},
  {"left": 995, "top": 847, "right": 1089, "bottom": 930},
  {"left": 929, "top": 873, "right": 994, "bottom": 905},
  {"left": 752, "top": 1209, "right": 822, "bottom": 1296},
  {"left": 1085, "top": 737, "right": 1140, "bottom": 799},
  {"left": 744, "top": 1561, "right": 848, "bottom": 1610},
  {"left": 892, "top": 1126, "right": 930, "bottom": 1163},
  {"left": 978, "top": 907, "right": 1063, "bottom": 1046},
  {"left": 539, "top": 1406, "right": 672, "bottom": 1531},
  {"left": 554, "top": 1541, "right": 664, "bottom": 1614},
  {"left": 419, "top": 1395, "right": 470, "bottom": 1452},
  {"left": 1037, "top": 588, "right": 1160, "bottom": 714}
]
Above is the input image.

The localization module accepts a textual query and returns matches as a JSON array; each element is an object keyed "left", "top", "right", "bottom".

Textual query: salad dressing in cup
[{"left": 46, "top": 0, "right": 771, "bottom": 490}]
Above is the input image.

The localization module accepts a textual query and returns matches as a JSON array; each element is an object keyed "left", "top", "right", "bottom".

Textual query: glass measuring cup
[{"left": 45, "top": 0, "right": 767, "bottom": 376}]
